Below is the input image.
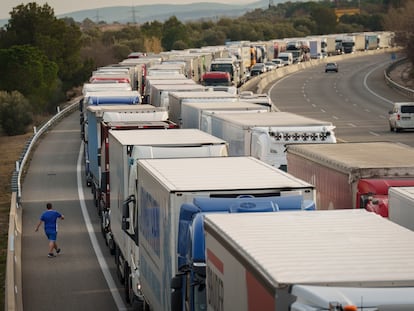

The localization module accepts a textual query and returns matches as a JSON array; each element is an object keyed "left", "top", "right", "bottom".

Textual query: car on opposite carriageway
[{"left": 325, "top": 62, "right": 338, "bottom": 73}]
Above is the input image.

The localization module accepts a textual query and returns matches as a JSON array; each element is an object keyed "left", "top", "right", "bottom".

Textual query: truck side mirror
[{"left": 122, "top": 195, "right": 135, "bottom": 230}]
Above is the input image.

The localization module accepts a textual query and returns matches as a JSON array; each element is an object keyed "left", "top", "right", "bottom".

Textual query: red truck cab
[
  {"left": 201, "top": 71, "right": 231, "bottom": 86},
  {"left": 357, "top": 179, "right": 414, "bottom": 217}
]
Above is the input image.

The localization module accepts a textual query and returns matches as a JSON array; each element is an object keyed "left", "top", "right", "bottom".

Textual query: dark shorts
[{"left": 45, "top": 231, "right": 57, "bottom": 241}]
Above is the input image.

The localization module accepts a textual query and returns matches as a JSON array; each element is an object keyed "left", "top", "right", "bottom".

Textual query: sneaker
[
  {"left": 56, "top": 248, "right": 61, "bottom": 254},
  {"left": 48, "top": 253, "right": 55, "bottom": 258}
]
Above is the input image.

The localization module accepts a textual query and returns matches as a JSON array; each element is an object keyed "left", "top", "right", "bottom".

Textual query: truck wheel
[
  {"left": 115, "top": 245, "right": 125, "bottom": 284},
  {"left": 108, "top": 234, "right": 116, "bottom": 255},
  {"left": 124, "top": 265, "right": 132, "bottom": 304}
]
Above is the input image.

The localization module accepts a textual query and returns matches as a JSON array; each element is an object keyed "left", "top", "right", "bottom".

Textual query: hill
[{"left": 0, "top": 1, "right": 270, "bottom": 27}]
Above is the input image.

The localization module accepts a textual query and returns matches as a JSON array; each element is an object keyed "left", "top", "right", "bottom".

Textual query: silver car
[{"left": 389, "top": 102, "right": 414, "bottom": 132}]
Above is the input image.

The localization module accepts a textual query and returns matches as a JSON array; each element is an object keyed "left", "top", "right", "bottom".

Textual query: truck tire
[
  {"left": 124, "top": 265, "right": 132, "bottom": 304},
  {"left": 115, "top": 245, "right": 125, "bottom": 284}
]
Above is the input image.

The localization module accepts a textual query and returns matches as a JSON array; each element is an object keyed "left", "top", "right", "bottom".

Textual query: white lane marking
[
  {"left": 348, "top": 123, "right": 357, "bottom": 127},
  {"left": 77, "top": 143, "right": 128, "bottom": 311},
  {"left": 369, "top": 131, "right": 380, "bottom": 136},
  {"left": 363, "top": 62, "right": 394, "bottom": 106}
]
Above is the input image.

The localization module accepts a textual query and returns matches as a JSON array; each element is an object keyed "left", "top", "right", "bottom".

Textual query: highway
[
  {"left": 268, "top": 52, "right": 414, "bottom": 146},
  {"left": 21, "top": 112, "right": 131, "bottom": 311},
  {"left": 19, "top": 52, "right": 412, "bottom": 310}
]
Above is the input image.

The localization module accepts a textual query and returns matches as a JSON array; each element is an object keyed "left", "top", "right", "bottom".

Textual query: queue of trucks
[{"left": 74, "top": 30, "right": 414, "bottom": 311}]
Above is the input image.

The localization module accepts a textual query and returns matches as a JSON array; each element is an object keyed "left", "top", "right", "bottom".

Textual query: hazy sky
[{"left": 1, "top": 0, "right": 257, "bottom": 19}]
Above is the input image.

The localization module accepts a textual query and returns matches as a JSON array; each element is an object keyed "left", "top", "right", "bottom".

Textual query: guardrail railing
[{"left": 384, "top": 57, "right": 414, "bottom": 98}]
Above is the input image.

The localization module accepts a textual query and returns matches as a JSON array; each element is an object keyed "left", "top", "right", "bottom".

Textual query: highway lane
[
  {"left": 21, "top": 111, "right": 130, "bottom": 311},
  {"left": 268, "top": 52, "right": 414, "bottom": 146}
]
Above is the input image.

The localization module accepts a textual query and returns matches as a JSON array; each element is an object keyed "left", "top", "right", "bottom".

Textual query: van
[
  {"left": 278, "top": 52, "right": 293, "bottom": 66},
  {"left": 389, "top": 102, "right": 414, "bottom": 132}
]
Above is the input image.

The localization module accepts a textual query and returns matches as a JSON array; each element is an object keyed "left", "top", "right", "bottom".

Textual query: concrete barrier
[{"left": 5, "top": 192, "right": 22, "bottom": 311}]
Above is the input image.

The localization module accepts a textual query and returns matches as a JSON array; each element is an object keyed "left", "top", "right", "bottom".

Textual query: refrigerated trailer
[
  {"left": 389, "top": 186, "right": 414, "bottom": 231},
  {"left": 137, "top": 156, "right": 315, "bottom": 311},
  {"left": 202, "top": 111, "right": 336, "bottom": 170},
  {"left": 108, "top": 129, "right": 229, "bottom": 308},
  {"left": 168, "top": 91, "right": 238, "bottom": 126},
  {"left": 180, "top": 100, "right": 269, "bottom": 129},
  {"left": 84, "top": 104, "right": 174, "bottom": 209},
  {"left": 204, "top": 209, "right": 414, "bottom": 310}
]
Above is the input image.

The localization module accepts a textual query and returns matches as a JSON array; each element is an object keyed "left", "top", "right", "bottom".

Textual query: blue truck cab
[{"left": 171, "top": 195, "right": 315, "bottom": 311}]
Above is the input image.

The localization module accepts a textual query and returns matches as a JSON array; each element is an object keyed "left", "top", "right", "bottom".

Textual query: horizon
[{"left": 0, "top": 0, "right": 262, "bottom": 20}]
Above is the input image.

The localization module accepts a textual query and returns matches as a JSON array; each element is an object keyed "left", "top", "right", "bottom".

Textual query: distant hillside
[{"left": 0, "top": 1, "right": 271, "bottom": 27}]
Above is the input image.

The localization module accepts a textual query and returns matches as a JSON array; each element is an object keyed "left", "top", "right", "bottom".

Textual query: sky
[{"left": 1, "top": 0, "right": 257, "bottom": 19}]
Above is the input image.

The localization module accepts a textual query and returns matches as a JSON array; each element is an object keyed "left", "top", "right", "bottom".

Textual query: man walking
[{"left": 35, "top": 202, "right": 64, "bottom": 258}]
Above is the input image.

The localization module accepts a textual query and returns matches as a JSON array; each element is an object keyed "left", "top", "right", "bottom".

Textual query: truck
[
  {"left": 201, "top": 111, "right": 336, "bottom": 171},
  {"left": 79, "top": 90, "right": 141, "bottom": 143},
  {"left": 365, "top": 33, "right": 379, "bottom": 50},
  {"left": 286, "top": 142, "right": 414, "bottom": 214},
  {"left": 136, "top": 156, "right": 316, "bottom": 311},
  {"left": 203, "top": 209, "right": 414, "bottom": 310},
  {"left": 108, "top": 129, "right": 229, "bottom": 307},
  {"left": 341, "top": 35, "right": 355, "bottom": 53},
  {"left": 84, "top": 104, "right": 177, "bottom": 221},
  {"left": 171, "top": 184, "right": 316, "bottom": 311},
  {"left": 354, "top": 33, "right": 366, "bottom": 51},
  {"left": 308, "top": 39, "right": 322, "bottom": 59},
  {"left": 277, "top": 52, "right": 293, "bottom": 66},
  {"left": 200, "top": 71, "right": 232, "bottom": 87},
  {"left": 142, "top": 74, "right": 191, "bottom": 103},
  {"left": 82, "top": 82, "right": 132, "bottom": 96},
  {"left": 209, "top": 57, "right": 245, "bottom": 87},
  {"left": 180, "top": 101, "right": 269, "bottom": 129},
  {"left": 147, "top": 83, "right": 205, "bottom": 109},
  {"left": 389, "top": 186, "right": 414, "bottom": 231},
  {"left": 324, "top": 35, "right": 339, "bottom": 56},
  {"left": 167, "top": 91, "right": 238, "bottom": 126}
]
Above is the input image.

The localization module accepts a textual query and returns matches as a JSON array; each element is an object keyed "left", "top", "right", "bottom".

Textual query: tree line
[{"left": 0, "top": 0, "right": 412, "bottom": 135}]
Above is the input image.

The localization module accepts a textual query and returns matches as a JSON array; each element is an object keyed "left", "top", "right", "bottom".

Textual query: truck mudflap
[{"left": 290, "top": 285, "right": 414, "bottom": 310}]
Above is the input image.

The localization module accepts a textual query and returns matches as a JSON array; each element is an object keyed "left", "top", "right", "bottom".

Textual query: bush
[{"left": 0, "top": 91, "right": 33, "bottom": 136}]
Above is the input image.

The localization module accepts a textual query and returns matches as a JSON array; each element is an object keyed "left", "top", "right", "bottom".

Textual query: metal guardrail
[
  {"left": 384, "top": 57, "right": 414, "bottom": 98},
  {"left": 5, "top": 97, "right": 80, "bottom": 311}
]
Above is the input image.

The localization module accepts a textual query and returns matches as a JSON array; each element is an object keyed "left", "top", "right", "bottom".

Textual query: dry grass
[{"left": 0, "top": 131, "right": 34, "bottom": 307}]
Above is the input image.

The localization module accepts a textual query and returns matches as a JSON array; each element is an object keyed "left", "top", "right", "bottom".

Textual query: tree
[
  {"left": 161, "top": 16, "right": 188, "bottom": 51},
  {"left": 311, "top": 6, "right": 337, "bottom": 34},
  {"left": 0, "top": 2, "right": 85, "bottom": 90},
  {"left": 0, "top": 45, "right": 59, "bottom": 113},
  {"left": 0, "top": 91, "right": 33, "bottom": 136},
  {"left": 384, "top": 1, "right": 414, "bottom": 69}
]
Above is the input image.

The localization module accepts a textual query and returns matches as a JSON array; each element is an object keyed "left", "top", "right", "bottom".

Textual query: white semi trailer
[{"left": 204, "top": 209, "right": 414, "bottom": 310}]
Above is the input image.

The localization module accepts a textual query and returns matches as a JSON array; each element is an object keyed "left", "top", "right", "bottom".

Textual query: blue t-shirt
[{"left": 40, "top": 210, "right": 62, "bottom": 233}]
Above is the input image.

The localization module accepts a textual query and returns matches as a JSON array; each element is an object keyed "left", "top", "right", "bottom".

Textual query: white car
[
  {"left": 271, "top": 58, "right": 284, "bottom": 68},
  {"left": 264, "top": 61, "right": 278, "bottom": 71},
  {"left": 389, "top": 102, "right": 414, "bottom": 132}
]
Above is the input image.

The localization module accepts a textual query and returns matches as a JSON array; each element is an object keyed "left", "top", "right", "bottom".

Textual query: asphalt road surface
[
  {"left": 21, "top": 112, "right": 130, "bottom": 311},
  {"left": 268, "top": 52, "right": 414, "bottom": 147}
]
